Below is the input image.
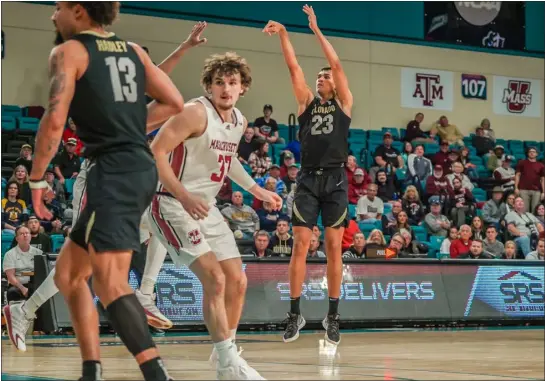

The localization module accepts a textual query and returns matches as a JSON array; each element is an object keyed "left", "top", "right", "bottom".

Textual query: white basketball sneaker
[
  {"left": 3, "top": 302, "right": 34, "bottom": 352},
  {"left": 217, "top": 355, "right": 266, "bottom": 380},
  {"left": 209, "top": 344, "right": 244, "bottom": 369},
  {"left": 135, "top": 289, "right": 173, "bottom": 329}
]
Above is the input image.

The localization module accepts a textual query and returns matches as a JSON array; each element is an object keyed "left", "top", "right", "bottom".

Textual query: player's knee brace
[{"left": 106, "top": 293, "right": 155, "bottom": 356}]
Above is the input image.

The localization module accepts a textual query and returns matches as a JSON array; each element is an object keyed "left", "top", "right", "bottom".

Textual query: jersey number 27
[
  {"left": 211, "top": 154, "right": 233, "bottom": 183},
  {"left": 105, "top": 56, "right": 137, "bottom": 103},
  {"left": 311, "top": 114, "right": 334, "bottom": 135}
]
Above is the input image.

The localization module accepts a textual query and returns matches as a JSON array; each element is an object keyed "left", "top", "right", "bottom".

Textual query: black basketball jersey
[
  {"left": 68, "top": 32, "right": 150, "bottom": 163},
  {"left": 297, "top": 97, "right": 350, "bottom": 169}
]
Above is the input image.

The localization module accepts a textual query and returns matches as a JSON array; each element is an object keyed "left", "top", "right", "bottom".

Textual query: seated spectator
[
  {"left": 40, "top": 190, "right": 64, "bottom": 234},
  {"left": 471, "top": 216, "right": 485, "bottom": 240},
  {"left": 45, "top": 167, "right": 66, "bottom": 206},
  {"left": 216, "top": 177, "right": 233, "bottom": 206},
  {"left": 450, "top": 224, "right": 473, "bottom": 258},
  {"left": 376, "top": 169, "right": 397, "bottom": 202},
  {"left": 459, "top": 239, "right": 494, "bottom": 259},
  {"left": 432, "top": 141, "right": 452, "bottom": 174},
  {"left": 237, "top": 126, "right": 257, "bottom": 165},
  {"left": 253, "top": 104, "right": 282, "bottom": 144},
  {"left": 62, "top": 117, "right": 84, "bottom": 155},
  {"left": 248, "top": 141, "right": 272, "bottom": 178},
  {"left": 505, "top": 192, "right": 516, "bottom": 214},
  {"left": 312, "top": 225, "right": 326, "bottom": 252},
  {"left": 401, "top": 186, "right": 425, "bottom": 225},
  {"left": 307, "top": 234, "right": 326, "bottom": 258},
  {"left": 3, "top": 226, "right": 43, "bottom": 303},
  {"left": 221, "top": 191, "right": 260, "bottom": 239},
  {"left": 505, "top": 196, "right": 544, "bottom": 257},
  {"left": 387, "top": 232, "right": 406, "bottom": 254},
  {"left": 244, "top": 230, "right": 275, "bottom": 258},
  {"left": 487, "top": 145, "right": 505, "bottom": 172},
  {"left": 256, "top": 201, "right": 288, "bottom": 233},
  {"left": 535, "top": 203, "right": 545, "bottom": 230},
  {"left": 348, "top": 168, "right": 370, "bottom": 205},
  {"left": 404, "top": 112, "right": 436, "bottom": 143},
  {"left": 282, "top": 163, "right": 299, "bottom": 195},
  {"left": 279, "top": 151, "right": 295, "bottom": 178},
  {"left": 253, "top": 176, "right": 279, "bottom": 210},
  {"left": 515, "top": 146, "right": 545, "bottom": 213},
  {"left": 400, "top": 141, "right": 413, "bottom": 166},
  {"left": 357, "top": 184, "right": 383, "bottom": 224},
  {"left": 9, "top": 165, "right": 31, "bottom": 206},
  {"left": 53, "top": 138, "right": 81, "bottom": 185},
  {"left": 472, "top": 126, "right": 494, "bottom": 156},
  {"left": 399, "top": 229, "right": 428, "bottom": 256},
  {"left": 369, "top": 132, "right": 404, "bottom": 181},
  {"left": 269, "top": 218, "right": 293, "bottom": 257},
  {"left": 494, "top": 156, "right": 515, "bottom": 192},
  {"left": 447, "top": 148, "right": 462, "bottom": 170},
  {"left": 440, "top": 226, "right": 459, "bottom": 254},
  {"left": 526, "top": 238, "right": 544, "bottom": 260},
  {"left": 257, "top": 165, "right": 286, "bottom": 197},
  {"left": 345, "top": 155, "right": 358, "bottom": 184},
  {"left": 9, "top": 215, "right": 52, "bottom": 253},
  {"left": 425, "top": 165, "right": 451, "bottom": 204},
  {"left": 447, "top": 162, "right": 474, "bottom": 192},
  {"left": 406, "top": 144, "right": 433, "bottom": 188},
  {"left": 14, "top": 144, "right": 33, "bottom": 174},
  {"left": 448, "top": 177, "right": 475, "bottom": 227},
  {"left": 433, "top": 116, "right": 464, "bottom": 146},
  {"left": 459, "top": 147, "right": 478, "bottom": 179},
  {"left": 482, "top": 187, "right": 508, "bottom": 230},
  {"left": 424, "top": 196, "right": 451, "bottom": 237},
  {"left": 483, "top": 225, "right": 504, "bottom": 258},
  {"left": 364, "top": 229, "right": 389, "bottom": 256},
  {"left": 2, "top": 181, "right": 28, "bottom": 235},
  {"left": 341, "top": 219, "right": 360, "bottom": 252},
  {"left": 387, "top": 212, "right": 416, "bottom": 242},
  {"left": 480, "top": 118, "right": 496, "bottom": 143},
  {"left": 502, "top": 241, "right": 517, "bottom": 259},
  {"left": 383, "top": 200, "right": 402, "bottom": 231},
  {"left": 342, "top": 232, "right": 366, "bottom": 259}
]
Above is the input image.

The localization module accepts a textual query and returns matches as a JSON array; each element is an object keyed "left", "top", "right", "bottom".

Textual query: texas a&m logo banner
[
  {"left": 401, "top": 67, "right": 454, "bottom": 111},
  {"left": 493, "top": 76, "right": 542, "bottom": 118}
]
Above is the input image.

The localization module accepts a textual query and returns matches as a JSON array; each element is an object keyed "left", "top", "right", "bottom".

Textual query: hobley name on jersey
[
  {"left": 95, "top": 39, "right": 128, "bottom": 53},
  {"left": 209, "top": 139, "right": 238, "bottom": 154},
  {"left": 310, "top": 103, "right": 336, "bottom": 116}
]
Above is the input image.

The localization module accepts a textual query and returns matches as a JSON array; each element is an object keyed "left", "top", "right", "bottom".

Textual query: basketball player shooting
[
  {"left": 264, "top": 4, "right": 353, "bottom": 345},
  {"left": 148, "top": 52, "right": 282, "bottom": 379},
  {"left": 18, "top": 3, "right": 184, "bottom": 381}
]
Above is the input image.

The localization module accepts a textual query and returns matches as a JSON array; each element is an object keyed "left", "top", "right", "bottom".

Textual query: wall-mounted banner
[
  {"left": 493, "top": 76, "right": 542, "bottom": 118},
  {"left": 401, "top": 67, "right": 454, "bottom": 111},
  {"left": 461, "top": 74, "right": 487, "bottom": 100}
]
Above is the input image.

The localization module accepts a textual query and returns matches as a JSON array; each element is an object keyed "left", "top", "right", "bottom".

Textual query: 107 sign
[{"left": 461, "top": 74, "right": 487, "bottom": 100}]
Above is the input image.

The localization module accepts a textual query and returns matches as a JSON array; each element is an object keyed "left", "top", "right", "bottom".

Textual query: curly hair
[
  {"left": 74, "top": 2, "right": 120, "bottom": 26},
  {"left": 201, "top": 52, "right": 252, "bottom": 94}
]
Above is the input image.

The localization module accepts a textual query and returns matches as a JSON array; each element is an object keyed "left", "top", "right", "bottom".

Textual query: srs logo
[{"left": 499, "top": 271, "right": 544, "bottom": 311}]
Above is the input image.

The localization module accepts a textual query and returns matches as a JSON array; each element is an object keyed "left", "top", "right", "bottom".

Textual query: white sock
[
  {"left": 230, "top": 328, "right": 237, "bottom": 342},
  {"left": 22, "top": 268, "right": 59, "bottom": 319},
  {"left": 214, "top": 338, "right": 238, "bottom": 368},
  {"left": 140, "top": 235, "right": 168, "bottom": 295}
]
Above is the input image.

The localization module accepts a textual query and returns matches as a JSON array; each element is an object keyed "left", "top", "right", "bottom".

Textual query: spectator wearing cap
[
  {"left": 406, "top": 144, "right": 433, "bottom": 189},
  {"left": 14, "top": 144, "right": 33, "bottom": 173},
  {"left": 425, "top": 164, "right": 451, "bottom": 204},
  {"left": 357, "top": 184, "right": 384, "bottom": 225},
  {"left": 482, "top": 187, "right": 508, "bottom": 230},
  {"left": 256, "top": 164, "right": 286, "bottom": 197},
  {"left": 253, "top": 104, "right": 283, "bottom": 144},
  {"left": 348, "top": 167, "right": 371, "bottom": 205},
  {"left": 472, "top": 126, "right": 494, "bottom": 156},
  {"left": 432, "top": 141, "right": 452, "bottom": 174},
  {"left": 433, "top": 116, "right": 464, "bottom": 146},
  {"left": 237, "top": 126, "right": 257, "bottom": 165},
  {"left": 493, "top": 155, "right": 516, "bottom": 192},
  {"left": 282, "top": 163, "right": 299, "bottom": 195},
  {"left": 248, "top": 141, "right": 272, "bottom": 179},
  {"left": 404, "top": 113, "right": 436, "bottom": 143},
  {"left": 279, "top": 151, "right": 295, "bottom": 178},
  {"left": 9, "top": 215, "right": 52, "bottom": 253},
  {"left": 376, "top": 169, "right": 397, "bottom": 202},
  {"left": 447, "top": 162, "right": 474, "bottom": 192},
  {"left": 53, "top": 137, "right": 81, "bottom": 185},
  {"left": 487, "top": 145, "right": 505, "bottom": 172},
  {"left": 62, "top": 117, "right": 84, "bottom": 155},
  {"left": 515, "top": 147, "right": 545, "bottom": 213},
  {"left": 369, "top": 132, "right": 404, "bottom": 182},
  {"left": 2, "top": 181, "right": 28, "bottom": 235},
  {"left": 424, "top": 196, "right": 451, "bottom": 237},
  {"left": 345, "top": 155, "right": 359, "bottom": 184},
  {"left": 448, "top": 176, "right": 475, "bottom": 227}
]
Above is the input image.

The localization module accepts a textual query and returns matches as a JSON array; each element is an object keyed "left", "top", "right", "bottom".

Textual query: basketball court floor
[{"left": 2, "top": 327, "right": 544, "bottom": 380}]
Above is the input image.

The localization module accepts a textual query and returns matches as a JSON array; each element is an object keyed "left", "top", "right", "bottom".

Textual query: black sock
[
  {"left": 328, "top": 297, "right": 339, "bottom": 315},
  {"left": 140, "top": 357, "right": 170, "bottom": 381},
  {"left": 82, "top": 360, "right": 102, "bottom": 380},
  {"left": 290, "top": 297, "right": 300, "bottom": 315}
]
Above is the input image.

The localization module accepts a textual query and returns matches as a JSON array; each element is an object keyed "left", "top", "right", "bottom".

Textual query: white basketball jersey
[{"left": 157, "top": 96, "right": 244, "bottom": 204}]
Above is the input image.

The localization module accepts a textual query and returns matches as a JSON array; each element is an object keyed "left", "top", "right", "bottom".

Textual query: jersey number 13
[
  {"left": 310, "top": 114, "right": 334, "bottom": 135},
  {"left": 105, "top": 56, "right": 137, "bottom": 103}
]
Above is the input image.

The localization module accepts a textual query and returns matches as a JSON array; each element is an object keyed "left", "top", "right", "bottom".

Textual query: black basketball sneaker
[
  {"left": 282, "top": 312, "right": 306, "bottom": 343},
  {"left": 322, "top": 313, "right": 341, "bottom": 345}
]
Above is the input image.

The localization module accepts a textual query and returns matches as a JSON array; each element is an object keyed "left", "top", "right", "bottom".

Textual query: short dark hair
[
  {"left": 486, "top": 225, "right": 497, "bottom": 232},
  {"left": 320, "top": 67, "right": 331, "bottom": 72},
  {"left": 472, "top": 239, "right": 484, "bottom": 246},
  {"left": 73, "top": 2, "right": 120, "bottom": 26},
  {"left": 277, "top": 217, "right": 290, "bottom": 225},
  {"left": 6, "top": 180, "right": 20, "bottom": 198}
]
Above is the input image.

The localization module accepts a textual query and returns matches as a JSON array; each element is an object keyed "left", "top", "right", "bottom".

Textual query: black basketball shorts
[
  {"left": 291, "top": 167, "right": 349, "bottom": 229},
  {"left": 70, "top": 156, "right": 158, "bottom": 254}
]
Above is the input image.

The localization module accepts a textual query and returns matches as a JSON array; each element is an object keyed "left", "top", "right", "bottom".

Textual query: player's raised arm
[
  {"left": 263, "top": 20, "right": 314, "bottom": 112},
  {"left": 303, "top": 4, "right": 353, "bottom": 113},
  {"left": 130, "top": 42, "right": 184, "bottom": 130}
]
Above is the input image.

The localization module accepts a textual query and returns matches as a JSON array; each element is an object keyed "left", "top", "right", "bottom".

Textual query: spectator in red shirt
[
  {"left": 515, "top": 147, "right": 545, "bottom": 213},
  {"left": 279, "top": 151, "right": 295, "bottom": 178},
  {"left": 342, "top": 219, "right": 361, "bottom": 251},
  {"left": 450, "top": 224, "right": 473, "bottom": 258},
  {"left": 432, "top": 141, "right": 451, "bottom": 174},
  {"left": 345, "top": 155, "right": 358, "bottom": 184},
  {"left": 62, "top": 117, "right": 84, "bottom": 156},
  {"left": 348, "top": 168, "right": 370, "bottom": 205}
]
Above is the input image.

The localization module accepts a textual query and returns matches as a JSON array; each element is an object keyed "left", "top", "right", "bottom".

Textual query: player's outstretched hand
[
  {"left": 302, "top": 4, "right": 319, "bottom": 32},
  {"left": 181, "top": 21, "right": 208, "bottom": 49},
  {"left": 263, "top": 20, "right": 286, "bottom": 36},
  {"left": 31, "top": 187, "right": 53, "bottom": 221},
  {"left": 181, "top": 193, "right": 210, "bottom": 220}
]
